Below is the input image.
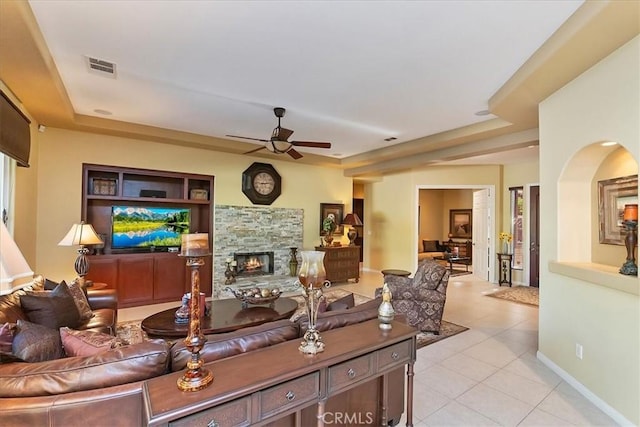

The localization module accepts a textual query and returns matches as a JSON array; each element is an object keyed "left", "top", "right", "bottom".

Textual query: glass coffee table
[
  {"left": 432, "top": 255, "right": 471, "bottom": 272},
  {"left": 141, "top": 297, "right": 298, "bottom": 338}
]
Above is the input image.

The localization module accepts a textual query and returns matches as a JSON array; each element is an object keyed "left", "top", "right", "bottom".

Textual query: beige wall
[
  {"left": 365, "top": 165, "right": 501, "bottom": 273},
  {"left": 418, "top": 189, "right": 444, "bottom": 245},
  {"left": 539, "top": 35, "right": 639, "bottom": 424},
  {"left": 27, "top": 127, "right": 352, "bottom": 282}
]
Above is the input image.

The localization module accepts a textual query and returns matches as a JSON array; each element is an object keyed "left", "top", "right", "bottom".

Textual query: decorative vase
[
  {"left": 323, "top": 233, "right": 334, "bottom": 246},
  {"left": 502, "top": 242, "right": 509, "bottom": 254},
  {"left": 297, "top": 250, "right": 329, "bottom": 354},
  {"left": 378, "top": 283, "right": 395, "bottom": 331},
  {"left": 289, "top": 247, "right": 299, "bottom": 277}
]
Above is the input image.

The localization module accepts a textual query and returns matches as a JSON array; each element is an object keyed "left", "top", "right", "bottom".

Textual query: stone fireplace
[
  {"left": 234, "top": 251, "right": 274, "bottom": 277},
  {"left": 213, "top": 205, "right": 304, "bottom": 298}
]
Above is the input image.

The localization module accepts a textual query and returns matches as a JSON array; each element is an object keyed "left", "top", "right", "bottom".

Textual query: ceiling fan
[{"left": 226, "top": 107, "right": 331, "bottom": 159}]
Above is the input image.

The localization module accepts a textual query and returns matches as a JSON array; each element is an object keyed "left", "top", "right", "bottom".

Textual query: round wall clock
[{"left": 242, "top": 162, "right": 282, "bottom": 205}]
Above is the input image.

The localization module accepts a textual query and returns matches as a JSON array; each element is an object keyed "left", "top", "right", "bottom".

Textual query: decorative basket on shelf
[{"left": 225, "top": 286, "right": 282, "bottom": 308}]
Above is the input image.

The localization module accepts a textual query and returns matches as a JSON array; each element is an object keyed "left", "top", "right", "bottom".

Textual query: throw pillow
[
  {"left": 60, "top": 327, "right": 123, "bottom": 357},
  {"left": 12, "top": 319, "right": 64, "bottom": 362},
  {"left": 423, "top": 240, "right": 439, "bottom": 252},
  {"left": 20, "top": 282, "right": 82, "bottom": 329},
  {"left": 66, "top": 280, "right": 94, "bottom": 321},
  {"left": 0, "top": 323, "right": 16, "bottom": 353},
  {"left": 44, "top": 278, "right": 59, "bottom": 291},
  {"left": 326, "top": 293, "right": 355, "bottom": 311}
]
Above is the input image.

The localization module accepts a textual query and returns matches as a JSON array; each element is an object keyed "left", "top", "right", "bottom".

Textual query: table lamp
[
  {"left": 58, "top": 222, "right": 103, "bottom": 284},
  {"left": 342, "top": 213, "right": 363, "bottom": 246},
  {"left": 0, "top": 222, "right": 34, "bottom": 295}
]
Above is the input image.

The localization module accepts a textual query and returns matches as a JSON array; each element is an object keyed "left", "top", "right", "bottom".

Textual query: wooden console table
[
  {"left": 144, "top": 319, "right": 417, "bottom": 426},
  {"left": 314, "top": 245, "right": 360, "bottom": 283}
]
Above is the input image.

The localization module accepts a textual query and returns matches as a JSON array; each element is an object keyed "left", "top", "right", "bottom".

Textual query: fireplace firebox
[{"left": 234, "top": 251, "right": 275, "bottom": 277}]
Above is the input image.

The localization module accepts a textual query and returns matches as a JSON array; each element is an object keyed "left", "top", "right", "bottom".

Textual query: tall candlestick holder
[
  {"left": 620, "top": 219, "right": 638, "bottom": 276},
  {"left": 177, "top": 234, "right": 213, "bottom": 392},
  {"left": 296, "top": 251, "right": 330, "bottom": 355}
]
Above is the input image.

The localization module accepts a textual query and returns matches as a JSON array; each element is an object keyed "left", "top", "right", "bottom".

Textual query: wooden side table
[
  {"left": 314, "top": 246, "right": 360, "bottom": 283},
  {"left": 497, "top": 253, "right": 513, "bottom": 286}
]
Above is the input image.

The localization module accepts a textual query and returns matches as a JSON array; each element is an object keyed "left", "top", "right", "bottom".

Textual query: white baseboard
[{"left": 536, "top": 351, "right": 633, "bottom": 426}]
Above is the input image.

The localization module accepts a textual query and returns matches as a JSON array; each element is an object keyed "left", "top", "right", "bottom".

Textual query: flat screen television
[{"left": 111, "top": 205, "right": 190, "bottom": 250}]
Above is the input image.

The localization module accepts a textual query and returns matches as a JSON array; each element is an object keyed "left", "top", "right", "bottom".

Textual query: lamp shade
[
  {"left": 0, "top": 222, "right": 34, "bottom": 295},
  {"left": 58, "top": 222, "right": 103, "bottom": 246},
  {"left": 342, "top": 213, "right": 363, "bottom": 227}
]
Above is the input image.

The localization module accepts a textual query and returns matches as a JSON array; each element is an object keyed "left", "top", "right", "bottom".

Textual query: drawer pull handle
[
  {"left": 207, "top": 420, "right": 219, "bottom": 427},
  {"left": 347, "top": 368, "right": 356, "bottom": 379},
  {"left": 285, "top": 391, "right": 296, "bottom": 401},
  {"left": 391, "top": 352, "right": 399, "bottom": 360}
]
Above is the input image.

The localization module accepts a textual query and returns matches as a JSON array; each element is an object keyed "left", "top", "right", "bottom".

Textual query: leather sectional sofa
[{"left": 0, "top": 279, "right": 398, "bottom": 426}]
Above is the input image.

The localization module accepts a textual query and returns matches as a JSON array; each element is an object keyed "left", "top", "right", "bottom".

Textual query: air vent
[{"left": 85, "top": 56, "right": 117, "bottom": 78}]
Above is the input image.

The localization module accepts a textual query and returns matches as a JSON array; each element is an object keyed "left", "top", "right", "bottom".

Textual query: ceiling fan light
[{"left": 268, "top": 141, "right": 292, "bottom": 154}]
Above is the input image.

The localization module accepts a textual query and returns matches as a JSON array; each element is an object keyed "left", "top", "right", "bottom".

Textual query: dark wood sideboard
[
  {"left": 314, "top": 245, "right": 360, "bottom": 283},
  {"left": 144, "top": 319, "right": 417, "bottom": 426}
]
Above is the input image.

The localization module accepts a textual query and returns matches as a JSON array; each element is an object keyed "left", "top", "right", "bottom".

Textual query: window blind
[{"left": 0, "top": 91, "right": 31, "bottom": 167}]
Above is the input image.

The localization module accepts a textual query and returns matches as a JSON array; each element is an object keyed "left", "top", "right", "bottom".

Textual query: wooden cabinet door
[
  {"left": 118, "top": 256, "right": 154, "bottom": 306},
  {"left": 86, "top": 256, "right": 118, "bottom": 288},
  {"left": 154, "top": 254, "right": 186, "bottom": 302}
]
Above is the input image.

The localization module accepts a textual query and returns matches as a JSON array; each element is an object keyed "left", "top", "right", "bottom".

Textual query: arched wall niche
[{"left": 558, "top": 143, "right": 638, "bottom": 265}]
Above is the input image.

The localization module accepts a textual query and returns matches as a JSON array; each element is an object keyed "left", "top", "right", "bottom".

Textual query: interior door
[
  {"left": 529, "top": 185, "right": 540, "bottom": 287},
  {"left": 472, "top": 189, "right": 490, "bottom": 281}
]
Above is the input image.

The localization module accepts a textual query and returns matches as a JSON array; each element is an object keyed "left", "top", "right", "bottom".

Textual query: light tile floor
[
  {"left": 118, "top": 268, "right": 618, "bottom": 426},
  {"left": 339, "top": 270, "right": 618, "bottom": 427}
]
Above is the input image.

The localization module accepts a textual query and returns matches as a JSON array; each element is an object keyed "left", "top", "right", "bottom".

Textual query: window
[
  {"left": 0, "top": 152, "right": 14, "bottom": 226},
  {"left": 510, "top": 187, "right": 524, "bottom": 269}
]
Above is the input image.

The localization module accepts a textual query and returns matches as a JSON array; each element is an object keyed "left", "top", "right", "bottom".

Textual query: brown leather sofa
[
  {"left": 0, "top": 289, "right": 405, "bottom": 426},
  {"left": 0, "top": 275, "right": 118, "bottom": 335}
]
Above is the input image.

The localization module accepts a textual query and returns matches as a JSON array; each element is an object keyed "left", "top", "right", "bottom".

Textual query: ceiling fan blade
[
  {"left": 287, "top": 147, "right": 303, "bottom": 159},
  {"left": 290, "top": 141, "right": 332, "bottom": 149},
  {"left": 278, "top": 128, "right": 294, "bottom": 141},
  {"left": 243, "top": 146, "right": 267, "bottom": 155},
  {"left": 226, "top": 134, "right": 269, "bottom": 143}
]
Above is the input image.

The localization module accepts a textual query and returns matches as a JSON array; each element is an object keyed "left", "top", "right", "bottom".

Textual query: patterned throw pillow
[
  {"left": 60, "top": 327, "right": 123, "bottom": 357},
  {"left": 12, "top": 320, "right": 64, "bottom": 362},
  {"left": 20, "top": 282, "right": 82, "bottom": 329},
  {"left": 66, "top": 280, "right": 94, "bottom": 321}
]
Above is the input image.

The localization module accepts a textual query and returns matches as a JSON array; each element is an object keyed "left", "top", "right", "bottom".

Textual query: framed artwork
[
  {"left": 449, "top": 209, "right": 472, "bottom": 239},
  {"left": 320, "top": 203, "right": 344, "bottom": 235},
  {"left": 598, "top": 174, "right": 638, "bottom": 245}
]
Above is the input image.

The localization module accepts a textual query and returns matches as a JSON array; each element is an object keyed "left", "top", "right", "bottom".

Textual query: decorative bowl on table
[{"left": 225, "top": 286, "right": 282, "bottom": 308}]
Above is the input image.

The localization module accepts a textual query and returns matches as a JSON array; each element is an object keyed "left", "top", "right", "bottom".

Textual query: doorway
[{"left": 417, "top": 185, "right": 495, "bottom": 281}]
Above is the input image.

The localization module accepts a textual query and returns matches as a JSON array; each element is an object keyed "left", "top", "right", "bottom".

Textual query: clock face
[
  {"left": 253, "top": 172, "right": 275, "bottom": 195},
  {"left": 242, "top": 162, "right": 282, "bottom": 205}
]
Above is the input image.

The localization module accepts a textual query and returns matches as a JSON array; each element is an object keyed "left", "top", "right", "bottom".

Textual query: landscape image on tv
[{"left": 111, "top": 206, "right": 190, "bottom": 249}]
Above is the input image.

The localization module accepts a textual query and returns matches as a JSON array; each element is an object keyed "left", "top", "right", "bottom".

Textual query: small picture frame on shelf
[
  {"left": 92, "top": 178, "right": 117, "bottom": 196},
  {"left": 190, "top": 189, "right": 209, "bottom": 200}
]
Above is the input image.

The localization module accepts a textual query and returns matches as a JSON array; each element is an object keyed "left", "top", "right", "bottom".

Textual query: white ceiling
[{"left": 27, "top": 0, "right": 582, "bottom": 161}]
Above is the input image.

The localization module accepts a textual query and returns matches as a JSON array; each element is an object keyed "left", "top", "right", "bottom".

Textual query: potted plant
[{"left": 322, "top": 214, "right": 337, "bottom": 246}]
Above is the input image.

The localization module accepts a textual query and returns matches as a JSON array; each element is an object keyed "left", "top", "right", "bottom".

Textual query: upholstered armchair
[{"left": 384, "top": 260, "right": 450, "bottom": 333}]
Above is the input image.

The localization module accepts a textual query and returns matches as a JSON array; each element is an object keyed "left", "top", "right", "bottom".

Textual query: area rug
[
  {"left": 416, "top": 321, "right": 469, "bottom": 349},
  {"left": 487, "top": 285, "right": 539, "bottom": 307}
]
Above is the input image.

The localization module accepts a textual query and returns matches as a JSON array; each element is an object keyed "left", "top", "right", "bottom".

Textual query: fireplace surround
[{"left": 213, "top": 205, "right": 304, "bottom": 298}]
